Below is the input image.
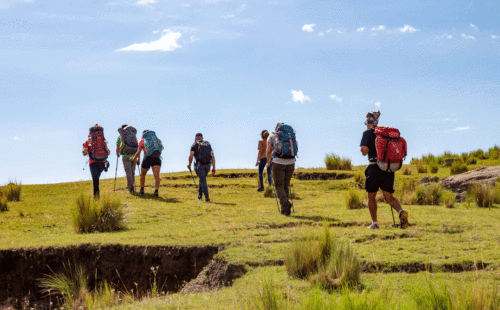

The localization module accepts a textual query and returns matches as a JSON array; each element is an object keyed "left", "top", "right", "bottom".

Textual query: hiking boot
[
  {"left": 196, "top": 196, "right": 202, "bottom": 200},
  {"left": 257, "top": 187, "right": 264, "bottom": 192},
  {"left": 205, "top": 198, "right": 211, "bottom": 203},
  {"left": 129, "top": 188, "right": 135, "bottom": 194},
  {"left": 399, "top": 210, "right": 410, "bottom": 229},
  {"left": 153, "top": 190, "right": 159, "bottom": 198},
  {"left": 367, "top": 222, "right": 380, "bottom": 229},
  {"left": 281, "top": 202, "right": 291, "bottom": 216},
  {"left": 139, "top": 188, "right": 144, "bottom": 196}
]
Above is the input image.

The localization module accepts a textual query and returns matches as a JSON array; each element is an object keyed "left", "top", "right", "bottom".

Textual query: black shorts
[
  {"left": 365, "top": 164, "right": 395, "bottom": 193},
  {"left": 142, "top": 156, "right": 162, "bottom": 169}
]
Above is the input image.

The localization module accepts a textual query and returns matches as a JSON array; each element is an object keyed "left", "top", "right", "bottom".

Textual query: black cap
[{"left": 195, "top": 133, "right": 203, "bottom": 138}]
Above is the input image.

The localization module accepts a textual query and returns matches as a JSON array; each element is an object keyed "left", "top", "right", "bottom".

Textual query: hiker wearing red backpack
[
  {"left": 82, "top": 125, "right": 111, "bottom": 198},
  {"left": 360, "top": 111, "right": 409, "bottom": 229},
  {"left": 187, "top": 133, "right": 216, "bottom": 202},
  {"left": 266, "top": 122, "right": 298, "bottom": 216},
  {"left": 130, "top": 130, "right": 164, "bottom": 197}
]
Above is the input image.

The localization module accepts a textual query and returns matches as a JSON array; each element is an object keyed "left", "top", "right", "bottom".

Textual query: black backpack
[
  {"left": 196, "top": 141, "right": 212, "bottom": 164},
  {"left": 118, "top": 126, "right": 138, "bottom": 155}
]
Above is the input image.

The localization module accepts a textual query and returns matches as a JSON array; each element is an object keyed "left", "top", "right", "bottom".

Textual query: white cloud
[
  {"left": 492, "top": 35, "right": 499, "bottom": 39},
  {"left": 190, "top": 36, "right": 199, "bottom": 42},
  {"left": 375, "top": 101, "right": 382, "bottom": 108},
  {"left": 153, "top": 30, "right": 159, "bottom": 34},
  {"left": 371, "top": 25, "right": 386, "bottom": 31},
  {"left": 222, "top": 14, "right": 235, "bottom": 18},
  {"left": 461, "top": 33, "right": 476, "bottom": 40},
  {"left": 337, "top": 30, "right": 343, "bottom": 34},
  {"left": 453, "top": 126, "right": 470, "bottom": 131},
  {"left": 470, "top": 23, "right": 478, "bottom": 29},
  {"left": 116, "top": 30, "right": 182, "bottom": 52},
  {"left": 318, "top": 32, "right": 324, "bottom": 36},
  {"left": 399, "top": 24, "right": 416, "bottom": 33},
  {"left": 136, "top": 0, "right": 157, "bottom": 6},
  {"left": 447, "top": 35, "right": 453, "bottom": 39},
  {"left": 326, "top": 29, "right": 332, "bottom": 33},
  {"left": 11, "top": 136, "right": 22, "bottom": 141},
  {"left": 329, "top": 94, "right": 343, "bottom": 103},
  {"left": 302, "top": 24, "right": 315, "bottom": 32},
  {"left": 291, "top": 90, "right": 311, "bottom": 103},
  {"left": 182, "top": 4, "right": 191, "bottom": 6},
  {"left": 356, "top": 27, "right": 366, "bottom": 32},
  {"left": 0, "top": 0, "right": 33, "bottom": 10}
]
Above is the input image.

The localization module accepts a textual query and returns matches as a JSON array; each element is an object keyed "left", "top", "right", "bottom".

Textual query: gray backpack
[{"left": 118, "top": 126, "right": 138, "bottom": 155}]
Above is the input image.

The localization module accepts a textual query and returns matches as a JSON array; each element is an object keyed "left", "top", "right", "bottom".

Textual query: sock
[
  {"left": 372, "top": 221, "right": 378, "bottom": 225},
  {"left": 399, "top": 210, "right": 404, "bottom": 217}
]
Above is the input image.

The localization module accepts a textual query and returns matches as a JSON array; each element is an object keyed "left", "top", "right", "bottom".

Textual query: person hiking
[
  {"left": 130, "top": 130, "right": 163, "bottom": 197},
  {"left": 256, "top": 130, "right": 272, "bottom": 191},
  {"left": 82, "top": 124, "right": 110, "bottom": 198},
  {"left": 266, "top": 122, "right": 297, "bottom": 216},
  {"left": 187, "top": 133, "right": 216, "bottom": 202},
  {"left": 360, "top": 111, "right": 409, "bottom": 229},
  {"left": 116, "top": 124, "right": 139, "bottom": 193}
]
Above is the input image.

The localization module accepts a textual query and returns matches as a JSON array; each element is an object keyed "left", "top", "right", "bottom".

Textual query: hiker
[
  {"left": 116, "top": 125, "right": 139, "bottom": 193},
  {"left": 82, "top": 124, "right": 110, "bottom": 198},
  {"left": 130, "top": 130, "right": 164, "bottom": 197},
  {"left": 187, "top": 133, "right": 216, "bottom": 202},
  {"left": 266, "top": 122, "right": 298, "bottom": 216},
  {"left": 360, "top": 111, "right": 409, "bottom": 229},
  {"left": 256, "top": 130, "right": 273, "bottom": 191}
]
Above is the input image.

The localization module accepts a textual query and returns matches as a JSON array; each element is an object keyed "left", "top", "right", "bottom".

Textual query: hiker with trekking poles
[
  {"left": 267, "top": 122, "right": 297, "bottom": 216},
  {"left": 187, "top": 133, "right": 216, "bottom": 202},
  {"left": 130, "top": 130, "right": 164, "bottom": 197},
  {"left": 360, "top": 111, "right": 410, "bottom": 229},
  {"left": 116, "top": 125, "right": 139, "bottom": 194},
  {"left": 82, "top": 124, "right": 111, "bottom": 199},
  {"left": 256, "top": 130, "right": 272, "bottom": 192}
]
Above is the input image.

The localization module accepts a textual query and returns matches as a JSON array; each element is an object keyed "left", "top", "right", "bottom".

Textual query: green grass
[
  {"left": 2, "top": 180, "right": 22, "bottom": 202},
  {"left": 325, "top": 153, "right": 352, "bottom": 171},
  {"left": 2, "top": 160, "right": 500, "bottom": 309},
  {"left": 73, "top": 193, "right": 126, "bottom": 233}
]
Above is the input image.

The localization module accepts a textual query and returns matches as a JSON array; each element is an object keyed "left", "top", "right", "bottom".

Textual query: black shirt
[{"left": 360, "top": 129, "right": 377, "bottom": 161}]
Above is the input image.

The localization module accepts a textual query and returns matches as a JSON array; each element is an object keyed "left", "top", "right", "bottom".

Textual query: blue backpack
[
  {"left": 143, "top": 131, "right": 163, "bottom": 158},
  {"left": 274, "top": 124, "right": 298, "bottom": 159}
]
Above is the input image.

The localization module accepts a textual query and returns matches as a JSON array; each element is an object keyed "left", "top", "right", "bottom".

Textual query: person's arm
[
  {"left": 360, "top": 131, "right": 370, "bottom": 156},
  {"left": 360, "top": 146, "right": 369, "bottom": 156},
  {"left": 82, "top": 141, "right": 89, "bottom": 156},
  {"left": 256, "top": 140, "right": 263, "bottom": 166},
  {"left": 211, "top": 150, "right": 216, "bottom": 175},
  {"left": 187, "top": 151, "right": 195, "bottom": 170},
  {"left": 130, "top": 142, "right": 142, "bottom": 164}
]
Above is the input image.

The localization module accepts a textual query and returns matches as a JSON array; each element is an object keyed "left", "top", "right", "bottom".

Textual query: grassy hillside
[{"left": 2, "top": 162, "right": 500, "bottom": 309}]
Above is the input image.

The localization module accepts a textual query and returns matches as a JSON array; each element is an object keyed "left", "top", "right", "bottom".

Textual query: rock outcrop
[{"left": 440, "top": 166, "right": 500, "bottom": 194}]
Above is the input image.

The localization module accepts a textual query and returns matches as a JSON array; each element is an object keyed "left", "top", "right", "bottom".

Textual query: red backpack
[
  {"left": 374, "top": 126, "right": 407, "bottom": 172},
  {"left": 89, "top": 125, "right": 108, "bottom": 161}
]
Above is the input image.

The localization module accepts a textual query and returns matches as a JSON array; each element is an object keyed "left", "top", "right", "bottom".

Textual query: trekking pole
[
  {"left": 391, "top": 207, "right": 396, "bottom": 227},
  {"left": 290, "top": 184, "right": 295, "bottom": 214},
  {"left": 188, "top": 167, "right": 197, "bottom": 187},
  {"left": 136, "top": 161, "right": 141, "bottom": 194},
  {"left": 114, "top": 155, "right": 119, "bottom": 191},
  {"left": 83, "top": 159, "right": 89, "bottom": 170},
  {"left": 271, "top": 182, "right": 280, "bottom": 213}
]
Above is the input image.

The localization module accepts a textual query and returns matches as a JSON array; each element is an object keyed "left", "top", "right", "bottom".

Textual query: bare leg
[
  {"left": 382, "top": 191, "right": 402, "bottom": 213},
  {"left": 152, "top": 166, "right": 161, "bottom": 190},
  {"left": 367, "top": 192, "right": 378, "bottom": 222},
  {"left": 141, "top": 167, "right": 149, "bottom": 188}
]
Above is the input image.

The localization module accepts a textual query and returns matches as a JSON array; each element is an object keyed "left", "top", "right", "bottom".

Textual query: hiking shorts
[
  {"left": 365, "top": 164, "right": 395, "bottom": 193},
  {"left": 142, "top": 156, "right": 162, "bottom": 169}
]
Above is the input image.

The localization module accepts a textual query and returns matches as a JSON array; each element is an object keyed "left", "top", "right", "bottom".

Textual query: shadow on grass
[
  {"left": 210, "top": 202, "right": 237, "bottom": 206},
  {"left": 290, "top": 215, "right": 338, "bottom": 223},
  {"left": 132, "top": 193, "right": 181, "bottom": 203}
]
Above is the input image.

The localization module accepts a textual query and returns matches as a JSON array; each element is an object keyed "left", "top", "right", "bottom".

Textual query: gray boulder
[{"left": 440, "top": 166, "right": 500, "bottom": 194}]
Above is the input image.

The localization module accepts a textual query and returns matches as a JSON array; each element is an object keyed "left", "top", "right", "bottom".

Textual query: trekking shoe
[
  {"left": 281, "top": 202, "right": 291, "bottom": 216},
  {"left": 399, "top": 210, "right": 410, "bottom": 229},
  {"left": 205, "top": 198, "right": 211, "bottom": 203},
  {"left": 197, "top": 196, "right": 202, "bottom": 200},
  {"left": 139, "top": 188, "right": 144, "bottom": 196},
  {"left": 257, "top": 187, "right": 264, "bottom": 192},
  {"left": 367, "top": 222, "right": 380, "bottom": 229},
  {"left": 153, "top": 190, "right": 159, "bottom": 198}
]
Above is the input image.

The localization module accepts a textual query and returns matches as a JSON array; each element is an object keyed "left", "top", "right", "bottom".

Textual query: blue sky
[{"left": 1, "top": 0, "right": 499, "bottom": 184}]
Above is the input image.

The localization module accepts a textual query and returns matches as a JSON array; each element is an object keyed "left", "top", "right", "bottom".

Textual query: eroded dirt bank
[{"left": 0, "top": 244, "right": 218, "bottom": 307}]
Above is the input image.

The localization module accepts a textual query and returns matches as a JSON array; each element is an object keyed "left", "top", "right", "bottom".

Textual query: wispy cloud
[
  {"left": 116, "top": 30, "right": 182, "bottom": 52},
  {"left": 375, "top": 101, "right": 382, "bottom": 108},
  {"left": 326, "top": 29, "right": 332, "bottom": 33},
  {"left": 291, "top": 90, "right": 311, "bottom": 103},
  {"left": 461, "top": 33, "right": 476, "bottom": 40},
  {"left": 371, "top": 25, "right": 386, "bottom": 31},
  {"left": 492, "top": 35, "right": 499, "bottom": 39},
  {"left": 443, "top": 117, "right": 459, "bottom": 122},
  {"left": 447, "top": 35, "right": 453, "bottom": 39},
  {"left": 0, "top": 0, "right": 34, "bottom": 10},
  {"left": 318, "top": 32, "right": 324, "bottom": 36},
  {"left": 329, "top": 94, "right": 342, "bottom": 103},
  {"left": 190, "top": 36, "right": 199, "bottom": 42},
  {"left": 11, "top": 136, "right": 22, "bottom": 141},
  {"left": 356, "top": 27, "right": 366, "bottom": 32},
  {"left": 470, "top": 23, "right": 478, "bottom": 30},
  {"left": 222, "top": 14, "right": 235, "bottom": 18},
  {"left": 399, "top": 24, "right": 416, "bottom": 33},
  {"left": 453, "top": 126, "right": 470, "bottom": 131},
  {"left": 136, "top": 0, "right": 157, "bottom": 6},
  {"left": 302, "top": 24, "right": 315, "bottom": 32}
]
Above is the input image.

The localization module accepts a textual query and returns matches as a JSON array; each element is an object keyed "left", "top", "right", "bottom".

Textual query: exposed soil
[
  {"left": 0, "top": 244, "right": 218, "bottom": 308},
  {"left": 293, "top": 172, "right": 353, "bottom": 180},
  {"left": 180, "top": 258, "right": 247, "bottom": 294}
]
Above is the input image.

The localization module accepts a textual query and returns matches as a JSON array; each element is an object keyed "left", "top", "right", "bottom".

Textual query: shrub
[
  {"left": 429, "top": 162, "right": 439, "bottom": 174},
  {"left": 442, "top": 191, "right": 455, "bottom": 208},
  {"left": 3, "top": 181, "right": 21, "bottom": 202},
  {"left": 412, "top": 184, "right": 442, "bottom": 206},
  {"left": 0, "top": 196, "right": 8, "bottom": 212},
  {"left": 73, "top": 193, "right": 126, "bottom": 233},
  {"left": 470, "top": 149, "right": 485, "bottom": 160},
  {"left": 466, "top": 156, "right": 477, "bottom": 165},
  {"left": 353, "top": 172, "right": 364, "bottom": 189},
  {"left": 450, "top": 161, "right": 468, "bottom": 175},
  {"left": 470, "top": 184, "right": 495, "bottom": 208},
  {"left": 325, "top": 153, "right": 352, "bottom": 171},
  {"left": 402, "top": 166, "right": 412, "bottom": 175},
  {"left": 285, "top": 225, "right": 360, "bottom": 289},
  {"left": 344, "top": 189, "right": 365, "bottom": 210},
  {"left": 487, "top": 145, "right": 500, "bottom": 160},
  {"left": 263, "top": 187, "right": 273, "bottom": 198},
  {"left": 416, "top": 164, "right": 427, "bottom": 174},
  {"left": 410, "top": 158, "right": 421, "bottom": 165}
]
